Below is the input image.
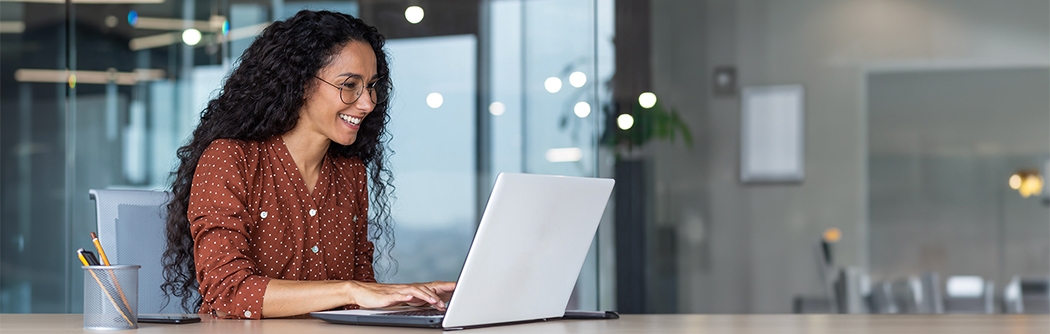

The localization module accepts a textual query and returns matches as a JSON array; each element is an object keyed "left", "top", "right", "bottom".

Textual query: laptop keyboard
[{"left": 379, "top": 309, "right": 446, "bottom": 317}]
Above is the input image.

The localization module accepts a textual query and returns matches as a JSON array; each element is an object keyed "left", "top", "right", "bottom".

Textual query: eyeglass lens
[{"left": 339, "top": 76, "right": 381, "bottom": 105}]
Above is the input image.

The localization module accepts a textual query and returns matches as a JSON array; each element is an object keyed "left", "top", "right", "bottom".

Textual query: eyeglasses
[{"left": 314, "top": 75, "right": 385, "bottom": 105}]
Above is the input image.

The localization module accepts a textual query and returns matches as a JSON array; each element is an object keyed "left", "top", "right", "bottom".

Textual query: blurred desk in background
[{"left": 2, "top": 313, "right": 1049, "bottom": 333}]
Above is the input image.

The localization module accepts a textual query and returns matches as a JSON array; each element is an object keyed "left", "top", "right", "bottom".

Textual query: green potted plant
[{"left": 560, "top": 92, "right": 694, "bottom": 156}]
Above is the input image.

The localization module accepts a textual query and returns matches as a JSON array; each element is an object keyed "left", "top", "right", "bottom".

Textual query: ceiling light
[
  {"left": 0, "top": 21, "right": 25, "bottom": 34},
  {"left": 104, "top": 15, "right": 118, "bottom": 28},
  {"left": 5, "top": 0, "right": 163, "bottom": 3},
  {"left": 1009, "top": 174, "right": 1022, "bottom": 189},
  {"left": 426, "top": 92, "right": 443, "bottom": 108},
  {"left": 405, "top": 6, "right": 424, "bottom": 24},
  {"left": 133, "top": 16, "right": 224, "bottom": 32},
  {"left": 181, "top": 28, "right": 202, "bottom": 46},
  {"left": 544, "top": 77, "right": 562, "bottom": 93},
  {"left": 14, "top": 68, "right": 166, "bottom": 86},
  {"left": 573, "top": 102, "right": 591, "bottom": 118},
  {"left": 569, "top": 71, "right": 586, "bottom": 88},
  {"left": 489, "top": 102, "right": 505, "bottom": 116},
  {"left": 617, "top": 114, "right": 634, "bottom": 130},
  {"left": 638, "top": 92, "right": 657, "bottom": 109},
  {"left": 129, "top": 32, "right": 177, "bottom": 51},
  {"left": 1010, "top": 170, "right": 1044, "bottom": 198}
]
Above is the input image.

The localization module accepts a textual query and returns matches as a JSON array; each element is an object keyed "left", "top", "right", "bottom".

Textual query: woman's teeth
[{"left": 339, "top": 114, "right": 362, "bottom": 125}]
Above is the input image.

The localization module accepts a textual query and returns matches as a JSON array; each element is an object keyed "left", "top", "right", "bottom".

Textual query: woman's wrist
[{"left": 343, "top": 280, "right": 361, "bottom": 307}]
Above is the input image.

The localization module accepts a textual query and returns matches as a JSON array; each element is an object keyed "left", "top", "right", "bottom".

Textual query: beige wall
[{"left": 648, "top": 0, "right": 1049, "bottom": 313}]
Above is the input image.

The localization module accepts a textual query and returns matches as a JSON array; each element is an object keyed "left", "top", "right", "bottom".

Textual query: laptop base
[{"left": 311, "top": 312, "right": 444, "bottom": 329}]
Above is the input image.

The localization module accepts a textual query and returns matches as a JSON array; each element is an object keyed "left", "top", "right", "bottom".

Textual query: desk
[{"left": 2, "top": 314, "right": 1048, "bottom": 333}]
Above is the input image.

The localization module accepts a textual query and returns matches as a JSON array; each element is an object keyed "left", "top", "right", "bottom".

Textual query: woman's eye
[{"left": 342, "top": 83, "right": 358, "bottom": 90}]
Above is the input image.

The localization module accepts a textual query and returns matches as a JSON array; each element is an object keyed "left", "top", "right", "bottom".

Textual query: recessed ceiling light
[
  {"left": 489, "top": 102, "right": 505, "bottom": 116},
  {"left": 574, "top": 102, "right": 590, "bottom": 118},
  {"left": 569, "top": 71, "right": 586, "bottom": 88},
  {"left": 405, "top": 6, "right": 424, "bottom": 24},
  {"left": 426, "top": 92, "right": 443, "bottom": 108},
  {"left": 638, "top": 92, "right": 657, "bottom": 109},
  {"left": 544, "top": 77, "right": 562, "bottom": 93},
  {"left": 182, "top": 28, "right": 202, "bottom": 46}
]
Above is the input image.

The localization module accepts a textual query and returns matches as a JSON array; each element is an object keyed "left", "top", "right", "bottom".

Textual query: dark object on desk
[
  {"left": 138, "top": 314, "right": 201, "bottom": 324},
  {"left": 793, "top": 296, "right": 832, "bottom": 313},
  {"left": 79, "top": 249, "right": 101, "bottom": 266},
  {"left": 562, "top": 310, "right": 619, "bottom": 320}
]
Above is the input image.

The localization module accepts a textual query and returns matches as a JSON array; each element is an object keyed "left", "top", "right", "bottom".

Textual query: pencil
[{"left": 90, "top": 232, "right": 111, "bottom": 266}]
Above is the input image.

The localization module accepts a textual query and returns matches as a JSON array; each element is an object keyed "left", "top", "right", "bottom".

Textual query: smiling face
[{"left": 296, "top": 40, "right": 379, "bottom": 146}]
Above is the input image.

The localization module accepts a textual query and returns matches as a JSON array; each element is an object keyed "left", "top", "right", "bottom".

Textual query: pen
[
  {"left": 90, "top": 232, "right": 111, "bottom": 266},
  {"left": 80, "top": 249, "right": 101, "bottom": 266},
  {"left": 76, "top": 248, "right": 92, "bottom": 266}
]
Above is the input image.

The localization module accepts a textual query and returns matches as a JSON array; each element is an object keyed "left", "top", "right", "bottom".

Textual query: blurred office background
[{"left": 1, "top": 0, "right": 1047, "bottom": 314}]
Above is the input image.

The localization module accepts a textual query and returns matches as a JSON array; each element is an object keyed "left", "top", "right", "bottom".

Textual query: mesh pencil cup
[{"left": 83, "top": 265, "right": 139, "bottom": 330}]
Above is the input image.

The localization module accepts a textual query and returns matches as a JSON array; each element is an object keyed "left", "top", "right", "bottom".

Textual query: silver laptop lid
[{"left": 442, "top": 173, "right": 614, "bottom": 328}]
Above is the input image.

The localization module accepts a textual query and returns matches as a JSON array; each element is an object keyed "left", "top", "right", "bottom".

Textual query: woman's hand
[
  {"left": 404, "top": 281, "right": 456, "bottom": 308},
  {"left": 348, "top": 281, "right": 457, "bottom": 310}
]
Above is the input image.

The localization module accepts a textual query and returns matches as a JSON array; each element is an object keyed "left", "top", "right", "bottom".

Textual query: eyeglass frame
[{"left": 313, "top": 75, "right": 385, "bottom": 105}]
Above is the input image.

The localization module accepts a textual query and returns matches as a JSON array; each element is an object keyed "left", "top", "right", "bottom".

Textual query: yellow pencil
[{"left": 90, "top": 232, "right": 111, "bottom": 266}]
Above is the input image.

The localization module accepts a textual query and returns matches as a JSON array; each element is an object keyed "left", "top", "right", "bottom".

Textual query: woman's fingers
[
  {"left": 408, "top": 285, "right": 445, "bottom": 308},
  {"left": 350, "top": 281, "right": 456, "bottom": 310},
  {"left": 427, "top": 281, "right": 457, "bottom": 292},
  {"left": 384, "top": 284, "right": 443, "bottom": 308},
  {"left": 425, "top": 281, "right": 457, "bottom": 301}
]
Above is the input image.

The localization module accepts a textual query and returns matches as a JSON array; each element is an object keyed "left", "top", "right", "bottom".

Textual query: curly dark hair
[{"left": 160, "top": 10, "right": 396, "bottom": 312}]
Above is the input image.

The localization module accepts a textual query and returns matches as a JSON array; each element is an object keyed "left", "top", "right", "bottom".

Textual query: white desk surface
[{"left": 2, "top": 313, "right": 1048, "bottom": 333}]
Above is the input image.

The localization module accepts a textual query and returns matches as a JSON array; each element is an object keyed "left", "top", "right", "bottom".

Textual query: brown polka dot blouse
[{"left": 188, "top": 137, "right": 375, "bottom": 319}]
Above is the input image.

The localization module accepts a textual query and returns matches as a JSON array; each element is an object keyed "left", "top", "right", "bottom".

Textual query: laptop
[{"left": 311, "top": 172, "right": 615, "bottom": 330}]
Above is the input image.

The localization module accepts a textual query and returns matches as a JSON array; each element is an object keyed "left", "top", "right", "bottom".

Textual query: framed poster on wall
[{"left": 740, "top": 85, "right": 805, "bottom": 183}]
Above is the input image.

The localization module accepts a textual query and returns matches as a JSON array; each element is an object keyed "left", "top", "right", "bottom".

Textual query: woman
[{"left": 161, "top": 10, "right": 454, "bottom": 319}]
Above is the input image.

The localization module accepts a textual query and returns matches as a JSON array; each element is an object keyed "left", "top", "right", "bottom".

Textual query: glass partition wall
[{"left": 0, "top": 0, "right": 612, "bottom": 313}]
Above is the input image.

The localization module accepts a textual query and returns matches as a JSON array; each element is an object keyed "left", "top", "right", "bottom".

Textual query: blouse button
[
  {"left": 352, "top": 215, "right": 358, "bottom": 222},
  {"left": 244, "top": 310, "right": 252, "bottom": 318},
  {"left": 311, "top": 245, "right": 319, "bottom": 253},
  {"left": 260, "top": 211, "right": 268, "bottom": 219},
  {"left": 309, "top": 209, "right": 317, "bottom": 217}
]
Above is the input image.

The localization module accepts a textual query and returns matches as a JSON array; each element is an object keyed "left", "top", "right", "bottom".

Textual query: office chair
[
  {"left": 943, "top": 276, "right": 995, "bottom": 314},
  {"left": 918, "top": 272, "right": 944, "bottom": 314},
  {"left": 868, "top": 281, "right": 899, "bottom": 314},
  {"left": 832, "top": 267, "right": 870, "bottom": 313},
  {"left": 1004, "top": 276, "right": 1050, "bottom": 314},
  {"left": 90, "top": 189, "right": 193, "bottom": 314},
  {"left": 889, "top": 276, "right": 923, "bottom": 314}
]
